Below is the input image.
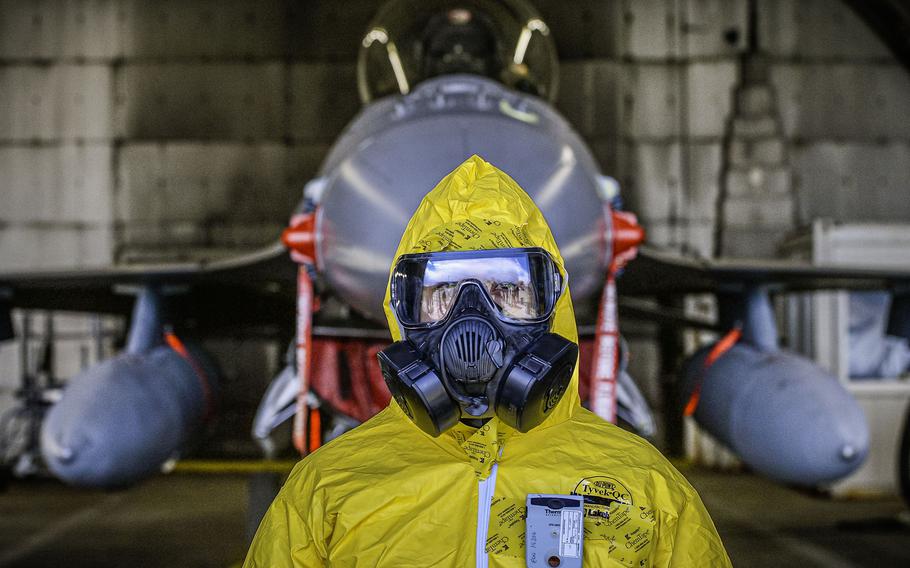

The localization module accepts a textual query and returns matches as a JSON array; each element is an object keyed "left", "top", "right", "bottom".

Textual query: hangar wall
[
  {"left": 1, "top": 0, "right": 909, "bottom": 447},
  {"left": 3, "top": 0, "right": 908, "bottom": 269},
  {"left": 0, "top": 0, "right": 910, "bottom": 267}
]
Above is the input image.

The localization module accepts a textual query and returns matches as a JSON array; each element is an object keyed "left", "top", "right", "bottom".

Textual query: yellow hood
[
  {"left": 382, "top": 154, "right": 581, "bottom": 429},
  {"left": 244, "top": 155, "right": 731, "bottom": 568}
]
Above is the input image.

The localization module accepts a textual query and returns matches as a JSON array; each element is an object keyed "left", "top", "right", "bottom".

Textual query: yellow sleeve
[
  {"left": 667, "top": 492, "right": 732, "bottom": 567},
  {"left": 243, "top": 494, "right": 325, "bottom": 568}
]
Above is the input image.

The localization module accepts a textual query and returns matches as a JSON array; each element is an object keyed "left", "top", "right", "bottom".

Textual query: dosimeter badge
[{"left": 378, "top": 247, "right": 578, "bottom": 435}]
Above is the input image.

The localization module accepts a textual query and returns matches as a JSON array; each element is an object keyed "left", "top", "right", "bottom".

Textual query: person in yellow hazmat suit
[{"left": 244, "top": 155, "right": 731, "bottom": 567}]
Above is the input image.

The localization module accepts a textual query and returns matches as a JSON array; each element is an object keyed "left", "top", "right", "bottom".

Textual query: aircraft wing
[
  {"left": 0, "top": 242, "right": 297, "bottom": 329},
  {"left": 619, "top": 245, "right": 910, "bottom": 296}
]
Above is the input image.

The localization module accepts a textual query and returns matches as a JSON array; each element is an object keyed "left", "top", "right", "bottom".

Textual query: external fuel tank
[
  {"left": 682, "top": 343, "right": 869, "bottom": 485},
  {"left": 680, "top": 289, "right": 870, "bottom": 486},
  {"left": 41, "top": 347, "right": 209, "bottom": 487},
  {"left": 40, "top": 289, "right": 215, "bottom": 488}
]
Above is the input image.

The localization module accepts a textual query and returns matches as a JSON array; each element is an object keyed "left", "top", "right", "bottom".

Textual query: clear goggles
[{"left": 390, "top": 247, "right": 564, "bottom": 327}]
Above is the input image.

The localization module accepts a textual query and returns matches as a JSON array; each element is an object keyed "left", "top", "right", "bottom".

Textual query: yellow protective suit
[{"left": 245, "top": 156, "right": 731, "bottom": 567}]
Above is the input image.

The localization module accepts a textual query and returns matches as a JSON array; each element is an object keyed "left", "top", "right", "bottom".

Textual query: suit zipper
[{"left": 475, "top": 463, "right": 499, "bottom": 568}]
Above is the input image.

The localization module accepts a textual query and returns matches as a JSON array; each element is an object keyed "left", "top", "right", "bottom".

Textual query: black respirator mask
[{"left": 378, "top": 247, "right": 578, "bottom": 436}]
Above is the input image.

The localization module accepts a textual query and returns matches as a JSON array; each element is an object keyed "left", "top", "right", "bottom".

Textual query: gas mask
[{"left": 378, "top": 247, "right": 578, "bottom": 436}]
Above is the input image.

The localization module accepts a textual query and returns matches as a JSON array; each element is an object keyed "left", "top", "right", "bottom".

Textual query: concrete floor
[
  {"left": 689, "top": 467, "right": 910, "bottom": 568},
  {"left": 0, "top": 475, "right": 248, "bottom": 568},
  {"left": 0, "top": 467, "right": 909, "bottom": 567}
]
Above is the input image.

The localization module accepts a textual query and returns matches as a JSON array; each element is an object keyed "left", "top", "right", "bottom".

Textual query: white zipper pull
[{"left": 475, "top": 463, "right": 499, "bottom": 568}]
